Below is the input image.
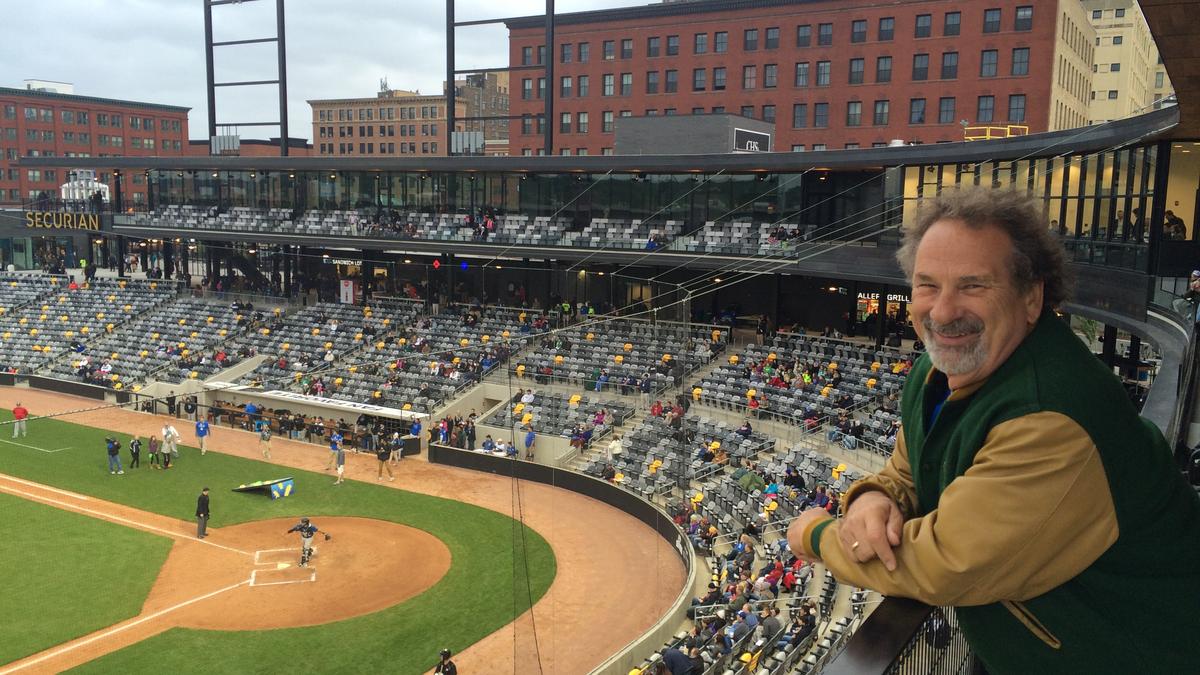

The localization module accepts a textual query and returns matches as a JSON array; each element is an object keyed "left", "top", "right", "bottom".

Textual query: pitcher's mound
[{"left": 143, "top": 516, "right": 451, "bottom": 630}]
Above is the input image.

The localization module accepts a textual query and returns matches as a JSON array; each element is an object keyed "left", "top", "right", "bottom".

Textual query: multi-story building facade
[
  {"left": 453, "top": 72, "right": 511, "bottom": 156},
  {"left": 1083, "top": 0, "right": 1174, "bottom": 124},
  {"left": 507, "top": 0, "right": 1095, "bottom": 154},
  {"left": 309, "top": 87, "right": 465, "bottom": 157},
  {"left": 0, "top": 83, "right": 189, "bottom": 207}
]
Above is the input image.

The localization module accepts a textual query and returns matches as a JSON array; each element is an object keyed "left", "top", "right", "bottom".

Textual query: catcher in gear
[{"left": 285, "top": 517, "right": 332, "bottom": 567}]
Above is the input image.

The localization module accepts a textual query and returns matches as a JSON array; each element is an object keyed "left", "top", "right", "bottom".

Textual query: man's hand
[
  {"left": 838, "top": 490, "right": 903, "bottom": 570},
  {"left": 785, "top": 508, "right": 833, "bottom": 563}
]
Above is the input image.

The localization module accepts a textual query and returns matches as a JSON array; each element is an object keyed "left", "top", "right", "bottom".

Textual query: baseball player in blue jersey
[
  {"left": 195, "top": 418, "right": 210, "bottom": 455},
  {"left": 324, "top": 430, "right": 343, "bottom": 471},
  {"left": 286, "top": 517, "right": 331, "bottom": 567}
]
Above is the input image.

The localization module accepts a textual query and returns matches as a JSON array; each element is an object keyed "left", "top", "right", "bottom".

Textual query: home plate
[{"left": 276, "top": 562, "right": 291, "bottom": 570}]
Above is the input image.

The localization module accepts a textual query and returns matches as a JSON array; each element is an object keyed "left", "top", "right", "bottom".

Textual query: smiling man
[{"left": 787, "top": 187, "right": 1200, "bottom": 673}]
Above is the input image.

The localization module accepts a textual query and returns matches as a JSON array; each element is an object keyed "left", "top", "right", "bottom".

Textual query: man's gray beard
[{"left": 924, "top": 332, "right": 988, "bottom": 376}]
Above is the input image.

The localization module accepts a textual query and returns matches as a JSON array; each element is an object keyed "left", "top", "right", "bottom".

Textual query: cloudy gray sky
[{"left": 2, "top": 0, "right": 645, "bottom": 142}]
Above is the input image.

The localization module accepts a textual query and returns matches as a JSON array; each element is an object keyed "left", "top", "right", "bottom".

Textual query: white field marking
[
  {"left": 0, "top": 473, "right": 90, "bottom": 500},
  {"left": 253, "top": 547, "right": 294, "bottom": 565},
  {"left": 249, "top": 567, "right": 317, "bottom": 587},
  {"left": 0, "top": 579, "right": 249, "bottom": 675},
  {"left": 0, "top": 437, "right": 70, "bottom": 453},
  {"left": 0, "top": 484, "right": 253, "bottom": 558}
]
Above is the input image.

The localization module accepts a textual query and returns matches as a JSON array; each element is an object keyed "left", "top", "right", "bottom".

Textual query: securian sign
[{"left": 24, "top": 211, "right": 101, "bottom": 231}]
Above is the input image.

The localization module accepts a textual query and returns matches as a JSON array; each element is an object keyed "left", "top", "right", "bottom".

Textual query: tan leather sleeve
[
  {"left": 842, "top": 432, "right": 919, "bottom": 518},
  {"left": 817, "top": 411, "right": 1119, "bottom": 606}
]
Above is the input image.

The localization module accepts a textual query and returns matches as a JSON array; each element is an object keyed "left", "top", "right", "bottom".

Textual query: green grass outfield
[
  {"left": 0, "top": 490, "right": 173, "bottom": 664},
  {"left": 0, "top": 410, "right": 555, "bottom": 674}
]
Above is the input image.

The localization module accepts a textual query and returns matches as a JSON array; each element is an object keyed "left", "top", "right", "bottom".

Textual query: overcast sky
[{"left": 1, "top": 0, "right": 646, "bottom": 142}]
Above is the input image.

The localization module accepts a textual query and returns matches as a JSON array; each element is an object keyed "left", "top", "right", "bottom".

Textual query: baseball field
[{"left": 0, "top": 404, "right": 558, "bottom": 674}]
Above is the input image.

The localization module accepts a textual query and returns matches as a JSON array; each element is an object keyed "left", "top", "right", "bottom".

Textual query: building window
[
  {"left": 577, "top": 112, "right": 589, "bottom": 132},
  {"left": 938, "top": 96, "right": 956, "bottom": 123},
  {"left": 665, "top": 70, "right": 678, "bottom": 93},
  {"left": 941, "top": 52, "right": 958, "bottom": 79},
  {"left": 1156, "top": 71, "right": 1166, "bottom": 88},
  {"left": 765, "top": 27, "right": 780, "bottom": 49},
  {"left": 743, "top": 65, "right": 757, "bottom": 89},
  {"left": 2, "top": 104, "right": 13, "bottom": 120},
  {"left": 666, "top": 35, "right": 679, "bottom": 55},
  {"left": 694, "top": 33, "right": 707, "bottom": 54},
  {"left": 876, "top": 56, "right": 893, "bottom": 82},
  {"left": 792, "top": 144, "right": 805, "bottom": 152},
  {"left": 621, "top": 39, "right": 633, "bottom": 59},
  {"left": 744, "top": 29, "right": 759, "bottom": 51},
  {"left": 603, "top": 40, "right": 615, "bottom": 60},
  {"left": 1110, "top": 63, "right": 1121, "bottom": 72},
  {"left": 522, "top": 46, "right": 533, "bottom": 65},
  {"left": 712, "top": 106, "right": 725, "bottom": 114},
  {"left": 1113, "top": 35, "right": 1123, "bottom": 45},
  {"left": 693, "top": 68, "right": 707, "bottom": 91},
  {"left": 620, "top": 73, "right": 632, "bottom": 95},
  {"left": 909, "top": 98, "right": 926, "bottom": 124},
  {"left": 1108, "top": 90, "right": 1118, "bottom": 99},
  {"left": 762, "top": 105, "right": 776, "bottom": 122},
  {"left": 813, "top": 103, "right": 829, "bottom": 127},
  {"left": 1008, "top": 94, "right": 1026, "bottom": 122},
  {"left": 913, "top": 54, "right": 929, "bottom": 80},
  {"left": 818, "top": 23, "right": 832, "bottom": 46},
  {"left": 561, "top": 76, "right": 573, "bottom": 97},
  {"left": 851, "top": 20, "right": 867, "bottom": 43},
  {"left": 1116, "top": 7, "right": 1126, "bottom": 17},
  {"left": 846, "top": 143, "right": 860, "bottom": 149},
  {"left": 602, "top": 111, "right": 614, "bottom": 132},
  {"left": 692, "top": 107, "right": 705, "bottom": 115},
  {"left": 813, "top": 144, "right": 826, "bottom": 151},
  {"left": 522, "top": 78, "right": 533, "bottom": 100},
  {"left": 977, "top": 95, "right": 995, "bottom": 122},
  {"left": 980, "top": 50, "right": 998, "bottom": 77},
  {"left": 741, "top": 105, "right": 754, "bottom": 118},
  {"left": 796, "top": 24, "right": 811, "bottom": 47},
  {"left": 715, "top": 31, "right": 728, "bottom": 53},
  {"left": 646, "top": 71, "right": 659, "bottom": 94},
  {"left": 816, "top": 60, "right": 831, "bottom": 86},
  {"left": 603, "top": 74, "right": 615, "bottom": 96},
  {"left": 578, "top": 75, "right": 590, "bottom": 96},
  {"left": 793, "top": 103, "right": 808, "bottom": 128},
  {"left": 561, "top": 43, "right": 573, "bottom": 63},
  {"left": 874, "top": 100, "right": 890, "bottom": 125},
  {"left": 983, "top": 8, "right": 1001, "bottom": 33},
  {"left": 1015, "top": 6, "right": 1033, "bottom": 31},
  {"left": 915, "top": 14, "right": 932, "bottom": 38},
  {"left": 847, "top": 101, "right": 862, "bottom": 126},
  {"left": 560, "top": 112, "right": 571, "bottom": 133},
  {"left": 1012, "top": 48, "right": 1030, "bottom": 76},
  {"left": 944, "top": 11, "right": 960, "bottom": 36},
  {"left": 537, "top": 46, "right": 546, "bottom": 64},
  {"left": 538, "top": 78, "right": 546, "bottom": 99},
  {"left": 849, "top": 58, "right": 864, "bottom": 84},
  {"left": 713, "top": 67, "right": 727, "bottom": 90},
  {"left": 795, "top": 62, "right": 810, "bottom": 86},
  {"left": 579, "top": 42, "right": 590, "bottom": 62},
  {"left": 1092, "top": 9, "right": 1101, "bottom": 20},
  {"left": 878, "top": 17, "right": 894, "bottom": 41},
  {"left": 764, "top": 64, "right": 778, "bottom": 88},
  {"left": 647, "top": 36, "right": 660, "bottom": 57}
]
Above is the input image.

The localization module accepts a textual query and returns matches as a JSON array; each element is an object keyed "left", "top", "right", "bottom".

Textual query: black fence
[
  {"left": 26, "top": 375, "right": 110, "bottom": 401},
  {"left": 427, "top": 444, "right": 691, "bottom": 568},
  {"left": 824, "top": 599, "right": 980, "bottom": 675}
]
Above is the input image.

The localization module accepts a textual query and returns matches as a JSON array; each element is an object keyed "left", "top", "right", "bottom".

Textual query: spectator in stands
[
  {"left": 523, "top": 425, "right": 536, "bottom": 460},
  {"left": 843, "top": 419, "right": 865, "bottom": 450},
  {"left": 481, "top": 435, "right": 495, "bottom": 453},
  {"left": 759, "top": 606, "right": 782, "bottom": 639},
  {"left": 787, "top": 188, "right": 1200, "bottom": 672},
  {"left": 826, "top": 412, "right": 851, "bottom": 444},
  {"left": 520, "top": 388, "right": 535, "bottom": 404},
  {"left": 605, "top": 435, "right": 622, "bottom": 461},
  {"left": 735, "top": 419, "right": 753, "bottom": 437},
  {"left": 649, "top": 400, "right": 664, "bottom": 418},
  {"left": 601, "top": 463, "right": 616, "bottom": 482},
  {"left": 661, "top": 647, "right": 691, "bottom": 675}
]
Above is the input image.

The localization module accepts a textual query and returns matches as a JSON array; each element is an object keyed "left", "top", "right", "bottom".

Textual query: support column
[{"left": 1100, "top": 324, "right": 1118, "bottom": 369}]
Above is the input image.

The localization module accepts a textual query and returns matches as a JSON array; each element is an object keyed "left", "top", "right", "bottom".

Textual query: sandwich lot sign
[{"left": 733, "top": 128, "right": 771, "bottom": 153}]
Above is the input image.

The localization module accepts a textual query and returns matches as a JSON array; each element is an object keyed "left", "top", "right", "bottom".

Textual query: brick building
[
  {"left": 309, "top": 86, "right": 466, "bottom": 157},
  {"left": 506, "top": 0, "right": 1094, "bottom": 155},
  {"left": 185, "top": 137, "right": 313, "bottom": 157},
  {"left": 0, "top": 82, "right": 190, "bottom": 207},
  {"left": 452, "top": 72, "right": 511, "bottom": 155}
]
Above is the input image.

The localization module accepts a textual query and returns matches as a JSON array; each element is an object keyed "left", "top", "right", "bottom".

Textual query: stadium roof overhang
[
  {"left": 20, "top": 108, "right": 1179, "bottom": 174},
  {"left": 1141, "top": 0, "right": 1200, "bottom": 139}
]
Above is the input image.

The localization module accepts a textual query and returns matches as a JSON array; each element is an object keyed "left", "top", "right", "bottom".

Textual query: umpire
[
  {"left": 196, "top": 487, "right": 210, "bottom": 539},
  {"left": 435, "top": 648, "right": 457, "bottom": 675}
]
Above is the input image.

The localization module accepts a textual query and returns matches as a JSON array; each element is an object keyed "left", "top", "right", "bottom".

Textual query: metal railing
[{"left": 824, "top": 601, "right": 978, "bottom": 675}]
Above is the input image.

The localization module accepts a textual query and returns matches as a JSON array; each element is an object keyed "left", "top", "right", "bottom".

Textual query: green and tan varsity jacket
[{"left": 797, "top": 310, "right": 1200, "bottom": 673}]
